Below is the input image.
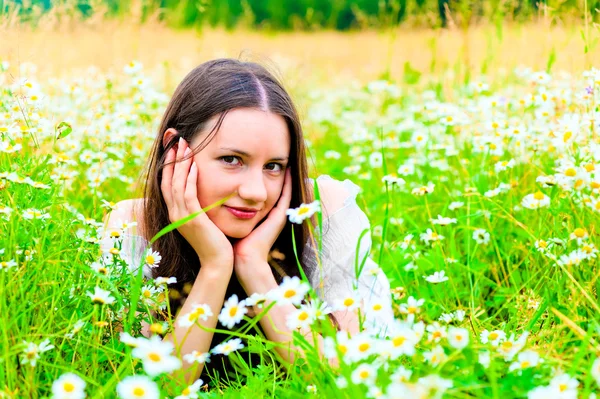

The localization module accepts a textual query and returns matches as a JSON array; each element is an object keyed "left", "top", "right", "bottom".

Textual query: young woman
[{"left": 104, "top": 58, "right": 394, "bottom": 385}]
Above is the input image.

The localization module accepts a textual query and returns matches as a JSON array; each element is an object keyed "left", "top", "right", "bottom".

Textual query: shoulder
[
  {"left": 103, "top": 198, "right": 145, "bottom": 232},
  {"left": 307, "top": 175, "right": 362, "bottom": 219}
]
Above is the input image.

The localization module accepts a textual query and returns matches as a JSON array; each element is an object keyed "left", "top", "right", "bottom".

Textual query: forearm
[{"left": 164, "top": 262, "right": 232, "bottom": 383}]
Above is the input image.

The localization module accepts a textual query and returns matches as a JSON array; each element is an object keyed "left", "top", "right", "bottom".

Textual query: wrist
[{"left": 197, "top": 258, "right": 233, "bottom": 280}]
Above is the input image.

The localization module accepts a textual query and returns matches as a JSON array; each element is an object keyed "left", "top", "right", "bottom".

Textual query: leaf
[{"left": 55, "top": 121, "right": 72, "bottom": 140}]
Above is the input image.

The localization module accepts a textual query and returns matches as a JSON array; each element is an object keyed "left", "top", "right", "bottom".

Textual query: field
[{"left": 2, "top": 21, "right": 600, "bottom": 398}]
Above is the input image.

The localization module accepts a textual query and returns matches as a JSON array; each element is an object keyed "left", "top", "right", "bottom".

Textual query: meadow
[{"left": 1, "top": 21, "right": 600, "bottom": 398}]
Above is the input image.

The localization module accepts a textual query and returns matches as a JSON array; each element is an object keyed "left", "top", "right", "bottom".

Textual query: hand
[
  {"left": 232, "top": 167, "right": 292, "bottom": 275},
  {"left": 161, "top": 137, "right": 234, "bottom": 270}
]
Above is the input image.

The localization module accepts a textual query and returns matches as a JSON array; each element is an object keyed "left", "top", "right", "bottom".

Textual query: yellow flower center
[
  {"left": 392, "top": 336, "right": 406, "bottom": 347},
  {"left": 521, "top": 361, "right": 530, "bottom": 368},
  {"left": 489, "top": 332, "right": 499, "bottom": 340},
  {"left": 359, "top": 370, "right": 369, "bottom": 379},
  {"left": 432, "top": 331, "right": 441, "bottom": 339},
  {"left": 143, "top": 290, "right": 151, "bottom": 298},
  {"left": 229, "top": 307, "right": 238, "bottom": 317},
  {"left": 63, "top": 382, "right": 75, "bottom": 392},
  {"left": 358, "top": 343, "right": 370, "bottom": 352},
  {"left": 298, "top": 312, "right": 309, "bottom": 321},
  {"left": 573, "top": 228, "right": 586, "bottom": 238},
  {"left": 145, "top": 255, "right": 155, "bottom": 264},
  {"left": 182, "top": 388, "right": 190, "bottom": 395},
  {"left": 372, "top": 304, "right": 382, "bottom": 311},
  {"left": 407, "top": 306, "right": 416, "bottom": 314},
  {"left": 133, "top": 387, "right": 145, "bottom": 397},
  {"left": 149, "top": 353, "right": 161, "bottom": 362},
  {"left": 284, "top": 289, "right": 296, "bottom": 299},
  {"left": 559, "top": 384, "right": 567, "bottom": 392},
  {"left": 565, "top": 168, "right": 577, "bottom": 177},
  {"left": 297, "top": 207, "right": 310, "bottom": 216},
  {"left": 533, "top": 192, "right": 545, "bottom": 200},
  {"left": 339, "top": 344, "right": 348, "bottom": 354},
  {"left": 343, "top": 298, "right": 354, "bottom": 307}
]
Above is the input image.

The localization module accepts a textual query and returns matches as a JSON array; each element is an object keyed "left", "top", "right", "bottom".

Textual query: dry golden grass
[{"left": 1, "top": 21, "right": 598, "bottom": 92}]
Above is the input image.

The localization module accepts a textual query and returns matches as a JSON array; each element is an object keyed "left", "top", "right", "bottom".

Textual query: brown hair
[{"left": 139, "top": 58, "right": 316, "bottom": 317}]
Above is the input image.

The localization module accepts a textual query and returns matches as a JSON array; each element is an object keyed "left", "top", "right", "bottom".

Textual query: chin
[{"left": 219, "top": 224, "right": 253, "bottom": 239}]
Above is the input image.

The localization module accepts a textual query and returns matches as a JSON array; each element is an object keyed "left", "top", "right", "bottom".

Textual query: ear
[{"left": 162, "top": 127, "right": 180, "bottom": 151}]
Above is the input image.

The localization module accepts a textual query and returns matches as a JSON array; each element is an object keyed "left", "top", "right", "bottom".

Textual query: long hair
[{"left": 138, "top": 59, "right": 315, "bottom": 317}]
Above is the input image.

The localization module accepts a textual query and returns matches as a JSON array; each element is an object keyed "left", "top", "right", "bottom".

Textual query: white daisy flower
[
  {"left": 131, "top": 335, "right": 182, "bottom": 377},
  {"left": 521, "top": 192, "right": 551, "bottom": 209},
  {"left": 183, "top": 351, "right": 211, "bottom": 365},
  {"left": 286, "top": 305, "right": 315, "bottom": 330},
  {"left": 0, "top": 259, "right": 17, "bottom": 271},
  {"left": 286, "top": 200, "right": 321, "bottom": 224},
  {"left": 211, "top": 338, "right": 244, "bottom": 356},
  {"left": 218, "top": 294, "right": 248, "bottom": 329},
  {"left": 332, "top": 291, "right": 361, "bottom": 312},
  {"left": 447, "top": 327, "right": 470, "bottom": 350},
  {"left": 472, "top": 228, "right": 491, "bottom": 245},
  {"left": 509, "top": 350, "right": 541, "bottom": 372},
  {"left": 423, "top": 270, "right": 449, "bottom": 283},
  {"left": 178, "top": 303, "right": 213, "bottom": 328},
  {"left": 20, "top": 338, "right": 54, "bottom": 367},
  {"left": 143, "top": 250, "right": 161, "bottom": 268},
  {"left": 51, "top": 372, "right": 86, "bottom": 399},
  {"left": 86, "top": 286, "right": 115, "bottom": 306},
  {"left": 174, "top": 379, "right": 204, "bottom": 399},
  {"left": 351, "top": 363, "right": 377, "bottom": 385},
  {"left": 267, "top": 276, "right": 310, "bottom": 306},
  {"left": 430, "top": 215, "right": 457, "bottom": 225},
  {"left": 116, "top": 375, "right": 159, "bottom": 399}
]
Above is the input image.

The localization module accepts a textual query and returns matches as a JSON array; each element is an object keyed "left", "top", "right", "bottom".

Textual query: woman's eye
[
  {"left": 220, "top": 156, "right": 241, "bottom": 166},
  {"left": 266, "top": 163, "right": 283, "bottom": 172}
]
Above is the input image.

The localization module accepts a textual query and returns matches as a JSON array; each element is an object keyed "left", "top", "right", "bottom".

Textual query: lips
[{"left": 224, "top": 205, "right": 259, "bottom": 219}]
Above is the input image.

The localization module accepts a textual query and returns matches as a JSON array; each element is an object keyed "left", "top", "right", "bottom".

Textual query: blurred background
[{"left": 1, "top": 0, "right": 599, "bottom": 94}]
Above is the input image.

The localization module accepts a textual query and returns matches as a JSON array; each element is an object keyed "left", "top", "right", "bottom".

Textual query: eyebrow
[{"left": 218, "top": 147, "right": 289, "bottom": 162}]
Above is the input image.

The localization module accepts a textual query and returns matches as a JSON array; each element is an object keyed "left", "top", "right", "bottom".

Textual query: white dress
[{"left": 117, "top": 175, "right": 395, "bottom": 334}]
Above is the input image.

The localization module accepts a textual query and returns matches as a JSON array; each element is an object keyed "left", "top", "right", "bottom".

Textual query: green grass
[{"left": 1, "top": 56, "right": 600, "bottom": 398}]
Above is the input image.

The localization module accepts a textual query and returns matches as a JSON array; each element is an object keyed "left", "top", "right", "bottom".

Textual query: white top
[{"left": 115, "top": 175, "right": 394, "bottom": 333}]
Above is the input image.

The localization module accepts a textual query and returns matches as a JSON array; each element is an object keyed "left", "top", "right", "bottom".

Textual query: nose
[{"left": 237, "top": 168, "right": 268, "bottom": 205}]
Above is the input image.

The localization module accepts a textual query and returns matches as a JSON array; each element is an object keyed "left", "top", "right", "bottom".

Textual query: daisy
[
  {"left": 119, "top": 332, "right": 145, "bottom": 348},
  {"left": 51, "top": 372, "right": 86, "bottom": 399},
  {"left": 154, "top": 276, "right": 177, "bottom": 285},
  {"left": 426, "top": 322, "right": 447, "bottom": 342},
  {"left": 521, "top": 192, "right": 551, "bottom": 209},
  {"left": 509, "top": 350, "right": 541, "bottom": 372},
  {"left": 447, "top": 327, "right": 469, "bottom": 350},
  {"left": 183, "top": 351, "right": 211, "bottom": 365},
  {"left": 86, "top": 287, "right": 115, "bottom": 305},
  {"left": 350, "top": 363, "right": 377, "bottom": 385},
  {"left": 430, "top": 215, "right": 457, "bottom": 225},
  {"left": 472, "top": 229, "right": 491, "bottom": 245},
  {"left": 547, "top": 373, "right": 579, "bottom": 397},
  {"left": 399, "top": 296, "right": 425, "bottom": 316},
  {"left": 346, "top": 333, "right": 376, "bottom": 362},
  {"left": 0, "top": 259, "right": 17, "bottom": 271},
  {"left": 244, "top": 292, "right": 268, "bottom": 309},
  {"left": 116, "top": 375, "right": 159, "bottom": 399},
  {"left": 131, "top": 335, "right": 182, "bottom": 377},
  {"left": 420, "top": 228, "right": 445, "bottom": 244},
  {"left": 212, "top": 338, "right": 244, "bottom": 356},
  {"left": 178, "top": 303, "right": 213, "bottom": 328},
  {"left": 20, "top": 338, "right": 54, "bottom": 367},
  {"left": 268, "top": 276, "right": 310, "bottom": 306},
  {"left": 569, "top": 227, "right": 589, "bottom": 243},
  {"left": 174, "top": 379, "right": 203, "bottom": 399},
  {"left": 387, "top": 322, "right": 419, "bottom": 358},
  {"left": 286, "top": 305, "right": 315, "bottom": 330},
  {"left": 411, "top": 182, "right": 435, "bottom": 196},
  {"left": 306, "top": 385, "right": 317, "bottom": 394},
  {"left": 448, "top": 201, "right": 464, "bottom": 210},
  {"left": 333, "top": 291, "right": 361, "bottom": 312},
  {"left": 423, "top": 270, "right": 449, "bottom": 283},
  {"left": 218, "top": 294, "right": 248, "bottom": 329},
  {"left": 143, "top": 250, "right": 161, "bottom": 268},
  {"left": 323, "top": 331, "right": 351, "bottom": 360},
  {"left": 286, "top": 200, "right": 321, "bottom": 224},
  {"left": 22, "top": 208, "right": 51, "bottom": 220},
  {"left": 480, "top": 329, "right": 506, "bottom": 346},
  {"left": 423, "top": 345, "right": 447, "bottom": 366},
  {"left": 65, "top": 320, "right": 86, "bottom": 339}
]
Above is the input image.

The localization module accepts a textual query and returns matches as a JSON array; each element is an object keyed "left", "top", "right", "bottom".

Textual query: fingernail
[
  {"left": 184, "top": 147, "right": 191, "bottom": 156},
  {"left": 179, "top": 137, "right": 183, "bottom": 147}
]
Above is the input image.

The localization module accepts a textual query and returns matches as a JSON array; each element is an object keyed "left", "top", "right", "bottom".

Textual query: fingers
[
  {"left": 185, "top": 161, "right": 202, "bottom": 215},
  {"left": 172, "top": 138, "right": 193, "bottom": 214},
  {"left": 275, "top": 168, "right": 293, "bottom": 212}
]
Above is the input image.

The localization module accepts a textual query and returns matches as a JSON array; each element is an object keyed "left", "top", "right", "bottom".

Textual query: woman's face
[{"left": 188, "top": 108, "right": 291, "bottom": 239}]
